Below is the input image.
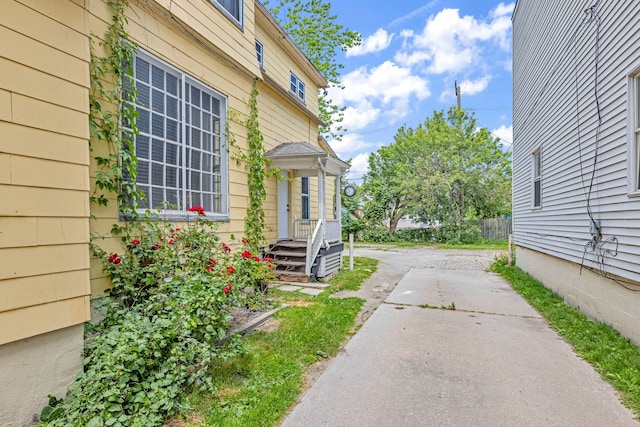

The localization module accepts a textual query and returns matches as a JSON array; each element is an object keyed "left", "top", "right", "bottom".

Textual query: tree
[
  {"left": 264, "top": 0, "right": 361, "bottom": 139},
  {"left": 363, "top": 108, "right": 512, "bottom": 237}
]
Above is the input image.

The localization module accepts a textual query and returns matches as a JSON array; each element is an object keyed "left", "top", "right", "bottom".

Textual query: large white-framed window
[
  {"left": 533, "top": 148, "right": 542, "bottom": 208},
  {"left": 301, "top": 177, "right": 310, "bottom": 220},
  {"left": 211, "top": 0, "right": 243, "bottom": 27},
  {"left": 255, "top": 39, "right": 264, "bottom": 69},
  {"left": 124, "top": 49, "right": 229, "bottom": 219},
  {"left": 290, "top": 72, "right": 305, "bottom": 103}
]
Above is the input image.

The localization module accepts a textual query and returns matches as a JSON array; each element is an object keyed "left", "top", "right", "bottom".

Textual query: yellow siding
[
  {"left": 0, "top": 297, "right": 90, "bottom": 345},
  {"left": 0, "top": 0, "right": 91, "bottom": 344}
]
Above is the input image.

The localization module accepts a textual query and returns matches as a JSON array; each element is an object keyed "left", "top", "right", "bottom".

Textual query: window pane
[
  {"left": 217, "top": 0, "right": 241, "bottom": 21},
  {"left": 137, "top": 160, "right": 149, "bottom": 184},
  {"left": 152, "top": 88, "right": 165, "bottom": 113},
  {"left": 534, "top": 179, "right": 541, "bottom": 207},
  {"left": 152, "top": 65, "right": 164, "bottom": 90},
  {"left": 166, "top": 74, "right": 178, "bottom": 96},
  {"left": 166, "top": 143, "right": 178, "bottom": 165},
  {"left": 152, "top": 113, "right": 164, "bottom": 137},
  {"left": 136, "top": 59, "right": 149, "bottom": 82},
  {"left": 167, "top": 97, "right": 178, "bottom": 119},
  {"left": 167, "top": 119, "right": 178, "bottom": 142},
  {"left": 137, "top": 108, "right": 150, "bottom": 134},
  {"left": 152, "top": 139, "right": 164, "bottom": 162},
  {"left": 136, "top": 135, "right": 150, "bottom": 159},
  {"left": 137, "top": 83, "right": 150, "bottom": 108}
]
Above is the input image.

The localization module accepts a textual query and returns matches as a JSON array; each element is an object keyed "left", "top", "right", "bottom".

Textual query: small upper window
[
  {"left": 212, "top": 0, "right": 242, "bottom": 26},
  {"left": 290, "top": 72, "right": 305, "bottom": 103},
  {"left": 301, "top": 177, "right": 310, "bottom": 220},
  {"left": 255, "top": 40, "right": 264, "bottom": 68},
  {"left": 533, "top": 149, "right": 542, "bottom": 208}
]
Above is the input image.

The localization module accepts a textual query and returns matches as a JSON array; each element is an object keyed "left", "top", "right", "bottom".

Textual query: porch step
[
  {"left": 270, "top": 250, "right": 307, "bottom": 258},
  {"left": 273, "top": 240, "right": 308, "bottom": 249},
  {"left": 276, "top": 271, "right": 310, "bottom": 283},
  {"left": 274, "top": 260, "right": 306, "bottom": 268}
]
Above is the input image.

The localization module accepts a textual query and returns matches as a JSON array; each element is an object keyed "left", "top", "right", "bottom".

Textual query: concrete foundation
[
  {"left": 0, "top": 325, "right": 84, "bottom": 427},
  {"left": 516, "top": 246, "right": 640, "bottom": 346}
]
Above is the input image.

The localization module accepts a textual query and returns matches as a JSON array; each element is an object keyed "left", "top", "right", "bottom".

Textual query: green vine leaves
[{"left": 89, "top": 0, "right": 141, "bottom": 222}]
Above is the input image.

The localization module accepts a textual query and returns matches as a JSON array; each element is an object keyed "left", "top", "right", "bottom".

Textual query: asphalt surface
[{"left": 281, "top": 264, "right": 639, "bottom": 427}]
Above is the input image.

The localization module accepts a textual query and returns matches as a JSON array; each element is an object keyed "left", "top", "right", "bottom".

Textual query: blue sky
[{"left": 325, "top": 1, "right": 515, "bottom": 182}]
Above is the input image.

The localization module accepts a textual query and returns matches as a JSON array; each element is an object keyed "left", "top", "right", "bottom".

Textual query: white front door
[{"left": 277, "top": 179, "right": 289, "bottom": 240}]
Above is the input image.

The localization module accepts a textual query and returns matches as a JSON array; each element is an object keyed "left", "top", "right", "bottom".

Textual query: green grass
[
  {"left": 491, "top": 258, "right": 640, "bottom": 417},
  {"left": 182, "top": 257, "right": 377, "bottom": 426},
  {"left": 328, "top": 256, "right": 378, "bottom": 293}
]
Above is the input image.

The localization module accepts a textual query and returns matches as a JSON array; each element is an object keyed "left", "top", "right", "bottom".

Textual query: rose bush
[{"left": 41, "top": 211, "right": 275, "bottom": 426}]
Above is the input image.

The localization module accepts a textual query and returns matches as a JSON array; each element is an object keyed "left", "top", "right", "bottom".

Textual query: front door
[{"left": 277, "top": 179, "right": 289, "bottom": 240}]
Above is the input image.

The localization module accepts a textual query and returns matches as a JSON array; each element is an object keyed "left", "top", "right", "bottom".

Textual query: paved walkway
[{"left": 281, "top": 268, "right": 639, "bottom": 427}]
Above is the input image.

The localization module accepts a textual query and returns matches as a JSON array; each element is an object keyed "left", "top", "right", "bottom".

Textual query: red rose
[
  {"left": 223, "top": 283, "right": 232, "bottom": 294},
  {"left": 221, "top": 243, "right": 231, "bottom": 253},
  {"left": 187, "top": 206, "right": 206, "bottom": 216},
  {"left": 242, "top": 250, "right": 252, "bottom": 259},
  {"left": 227, "top": 266, "right": 235, "bottom": 274},
  {"left": 168, "top": 239, "right": 174, "bottom": 245},
  {"left": 206, "top": 266, "right": 214, "bottom": 272},
  {"left": 207, "top": 258, "right": 217, "bottom": 267},
  {"left": 263, "top": 256, "right": 273, "bottom": 263},
  {"left": 131, "top": 239, "right": 140, "bottom": 246},
  {"left": 151, "top": 244, "right": 160, "bottom": 250},
  {"left": 252, "top": 256, "right": 260, "bottom": 262},
  {"left": 108, "top": 253, "right": 121, "bottom": 264}
]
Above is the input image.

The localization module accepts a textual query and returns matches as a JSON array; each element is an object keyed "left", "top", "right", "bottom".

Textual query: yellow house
[{"left": 0, "top": 0, "right": 346, "bottom": 424}]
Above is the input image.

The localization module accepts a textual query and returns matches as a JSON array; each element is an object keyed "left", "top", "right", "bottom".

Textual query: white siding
[{"left": 513, "top": 0, "right": 640, "bottom": 282}]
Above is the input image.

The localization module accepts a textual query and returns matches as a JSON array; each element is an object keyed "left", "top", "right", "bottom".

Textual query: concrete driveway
[{"left": 281, "top": 264, "right": 639, "bottom": 426}]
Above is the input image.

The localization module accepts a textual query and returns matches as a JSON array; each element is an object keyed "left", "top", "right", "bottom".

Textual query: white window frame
[
  {"left": 290, "top": 72, "right": 305, "bottom": 103},
  {"left": 301, "top": 177, "right": 310, "bottom": 220},
  {"left": 211, "top": 0, "right": 243, "bottom": 27},
  {"left": 125, "top": 49, "right": 229, "bottom": 220},
  {"left": 533, "top": 148, "right": 542, "bottom": 208},
  {"left": 627, "top": 70, "right": 640, "bottom": 196},
  {"left": 255, "top": 39, "right": 264, "bottom": 69}
]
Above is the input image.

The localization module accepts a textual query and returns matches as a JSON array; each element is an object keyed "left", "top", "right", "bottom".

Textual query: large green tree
[
  {"left": 264, "top": 0, "right": 361, "bottom": 139},
  {"left": 363, "top": 108, "right": 512, "bottom": 235}
]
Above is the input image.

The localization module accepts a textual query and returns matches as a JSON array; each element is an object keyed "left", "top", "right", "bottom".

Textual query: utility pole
[{"left": 455, "top": 80, "right": 461, "bottom": 109}]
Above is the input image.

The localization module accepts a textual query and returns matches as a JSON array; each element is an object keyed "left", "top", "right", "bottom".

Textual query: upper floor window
[
  {"left": 211, "top": 0, "right": 243, "bottom": 26},
  {"left": 255, "top": 39, "right": 264, "bottom": 68},
  {"left": 290, "top": 72, "right": 305, "bottom": 103},
  {"left": 124, "top": 49, "right": 229, "bottom": 219},
  {"left": 533, "top": 149, "right": 542, "bottom": 208}
]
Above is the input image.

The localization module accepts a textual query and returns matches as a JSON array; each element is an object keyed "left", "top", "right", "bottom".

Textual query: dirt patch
[{"left": 285, "top": 300, "right": 316, "bottom": 307}]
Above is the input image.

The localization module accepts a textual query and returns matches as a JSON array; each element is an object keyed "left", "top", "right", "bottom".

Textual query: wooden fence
[{"left": 478, "top": 219, "right": 512, "bottom": 241}]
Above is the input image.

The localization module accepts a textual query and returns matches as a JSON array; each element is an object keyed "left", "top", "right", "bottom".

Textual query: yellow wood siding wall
[{"left": 0, "top": 0, "right": 92, "bottom": 344}]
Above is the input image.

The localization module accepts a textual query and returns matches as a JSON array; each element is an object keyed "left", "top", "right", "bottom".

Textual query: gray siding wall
[{"left": 512, "top": 0, "right": 640, "bottom": 283}]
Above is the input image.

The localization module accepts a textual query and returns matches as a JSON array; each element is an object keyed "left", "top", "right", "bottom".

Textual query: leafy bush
[
  {"left": 361, "top": 225, "right": 395, "bottom": 243},
  {"left": 41, "top": 211, "right": 275, "bottom": 426}
]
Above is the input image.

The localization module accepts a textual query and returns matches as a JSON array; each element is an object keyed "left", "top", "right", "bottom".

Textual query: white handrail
[{"left": 305, "top": 219, "right": 324, "bottom": 276}]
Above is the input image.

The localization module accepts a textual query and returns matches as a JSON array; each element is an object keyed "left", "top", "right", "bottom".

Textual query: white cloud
[
  {"left": 346, "top": 29, "right": 394, "bottom": 57},
  {"left": 331, "top": 134, "right": 373, "bottom": 158},
  {"left": 396, "top": 7, "right": 513, "bottom": 75},
  {"left": 491, "top": 2, "right": 516, "bottom": 19},
  {"left": 492, "top": 124, "right": 513, "bottom": 147},
  {"left": 388, "top": 0, "right": 441, "bottom": 28},
  {"left": 339, "top": 61, "right": 430, "bottom": 106},
  {"left": 341, "top": 101, "right": 381, "bottom": 131},
  {"left": 459, "top": 75, "right": 492, "bottom": 95},
  {"left": 346, "top": 152, "right": 371, "bottom": 181}
]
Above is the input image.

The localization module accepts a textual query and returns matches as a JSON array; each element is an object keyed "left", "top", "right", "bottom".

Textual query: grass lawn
[
  {"left": 491, "top": 258, "right": 640, "bottom": 418},
  {"left": 180, "top": 257, "right": 378, "bottom": 426}
]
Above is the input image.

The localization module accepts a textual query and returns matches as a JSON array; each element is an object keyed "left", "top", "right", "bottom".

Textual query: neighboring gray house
[{"left": 512, "top": 0, "right": 640, "bottom": 345}]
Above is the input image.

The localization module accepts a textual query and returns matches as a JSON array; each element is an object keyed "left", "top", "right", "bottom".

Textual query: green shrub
[{"left": 41, "top": 211, "right": 275, "bottom": 426}]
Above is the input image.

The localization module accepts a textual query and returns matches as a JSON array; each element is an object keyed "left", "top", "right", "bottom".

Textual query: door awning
[{"left": 265, "top": 142, "right": 350, "bottom": 177}]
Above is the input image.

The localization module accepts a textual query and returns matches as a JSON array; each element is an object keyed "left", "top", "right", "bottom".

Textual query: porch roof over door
[{"left": 264, "top": 142, "right": 350, "bottom": 177}]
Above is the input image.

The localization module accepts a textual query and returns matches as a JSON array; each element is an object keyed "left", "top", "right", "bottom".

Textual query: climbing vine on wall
[
  {"left": 227, "top": 80, "right": 279, "bottom": 250},
  {"left": 89, "top": 0, "right": 140, "bottom": 219}
]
